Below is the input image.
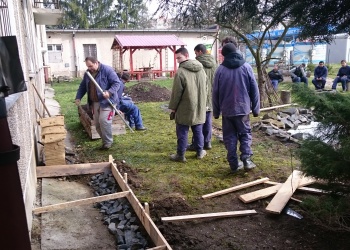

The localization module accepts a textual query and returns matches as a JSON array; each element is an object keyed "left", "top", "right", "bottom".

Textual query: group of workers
[
  {"left": 74, "top": 36, "right": 260, "bottom": 174},
  {"left": 268, "top": 60, "right": 350, "bottom": 91}
]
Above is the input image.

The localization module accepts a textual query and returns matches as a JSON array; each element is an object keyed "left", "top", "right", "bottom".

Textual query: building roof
[{"left": 111, "top": 34, "right": 186, "bottom": 49}]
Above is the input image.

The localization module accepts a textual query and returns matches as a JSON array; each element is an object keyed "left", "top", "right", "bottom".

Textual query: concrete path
[{"left": 32, "top": 85, "right": 116, "bottom": 249}]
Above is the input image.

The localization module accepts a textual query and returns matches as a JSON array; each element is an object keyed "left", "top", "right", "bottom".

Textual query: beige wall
[
  {"left": 46, "top": 30, "right": 219, "bottom": 77},
  {"left": 6, "top": 0, "right": 47, "bottom": 231}
]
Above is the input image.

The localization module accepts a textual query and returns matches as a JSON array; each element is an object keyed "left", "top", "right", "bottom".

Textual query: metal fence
[
  {"left": 0, "top": 0, "right": 11, "bottom": 36},
  {"left": 34, "top": 0, "right": 60, "bottom": 9}
]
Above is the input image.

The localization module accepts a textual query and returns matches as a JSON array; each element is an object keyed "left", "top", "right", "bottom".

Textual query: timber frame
[{"left": 35, "top": 155, "right": 172, "bottom": 250}]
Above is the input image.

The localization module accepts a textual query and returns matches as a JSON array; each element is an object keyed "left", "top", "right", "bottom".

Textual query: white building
[
  {"left": 326, "top": 34, "right": 350, "bottom": 64},
  {"left": 45, "top": 28, "right": 220, "bottom": 78}
]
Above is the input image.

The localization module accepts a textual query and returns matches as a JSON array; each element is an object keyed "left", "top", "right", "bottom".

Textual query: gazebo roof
[{"left": 111, "top": 34, "right": 186, "bottom": 49}]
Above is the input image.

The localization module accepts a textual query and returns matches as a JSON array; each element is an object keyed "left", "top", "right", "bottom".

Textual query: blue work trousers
[{"left": 222, "top": 115, "right": 253, "bottom": 168}]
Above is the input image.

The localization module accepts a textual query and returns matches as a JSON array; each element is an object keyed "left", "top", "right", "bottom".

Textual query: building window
[
  {"left": 83, "top": 44, "right": 97, "bottom": 59},
  {"left": 48, "top": 44, "right": 62, "bottom": 63}
]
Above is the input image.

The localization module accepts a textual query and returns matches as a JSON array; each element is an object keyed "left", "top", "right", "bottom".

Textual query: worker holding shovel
[{"left": 75, "top": 56, "right": 122, "bottom": 150}]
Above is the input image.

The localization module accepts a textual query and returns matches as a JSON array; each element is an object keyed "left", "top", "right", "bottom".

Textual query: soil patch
[{"left": 125, "top": 82, "right": 171, "bottom": 102}]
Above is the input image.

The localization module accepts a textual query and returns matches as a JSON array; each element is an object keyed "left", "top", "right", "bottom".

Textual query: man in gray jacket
[
  {"left": 168, "top": 47, "right": 207, "bottom": 162},
  {"left": 213, "top": 43, "right": 260, "bottom": 173}
]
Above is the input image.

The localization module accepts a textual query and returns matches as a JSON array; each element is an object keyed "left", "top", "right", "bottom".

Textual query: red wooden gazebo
[{"left": 111, "top": 34, "right": 186, "bottom": 80}]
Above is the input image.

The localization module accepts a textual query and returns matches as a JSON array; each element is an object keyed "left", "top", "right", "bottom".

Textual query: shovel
[{"left": 86, "top": 71, "right": 134, "bottom": 132}]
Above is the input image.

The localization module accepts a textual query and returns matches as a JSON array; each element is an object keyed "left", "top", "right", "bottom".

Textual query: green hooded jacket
[
  {"left": 168, "top": 59, "right": 207, "bottom": 126},
  {"left": 196, "top": 54, "right": 217, "bottom": 111}
]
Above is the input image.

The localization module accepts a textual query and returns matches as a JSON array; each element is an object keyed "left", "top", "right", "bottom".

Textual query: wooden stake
[
  {"left": 202, "top": 177, "right": 269, "bottom": 199},
  {"left": 33, "top": 191, "right": 129, "bottom": 214},
  {"left": 124, "top": 173, "right": 128, "bottom": 183},
  {"left": 161, "top": 210, "right": 257, "bottom": 222},
  {"left": 32, "top": 83, "right": 51, "bottom": 117},
  {"left": 145, "top": 202, "right": 150, "bottom": 216}
]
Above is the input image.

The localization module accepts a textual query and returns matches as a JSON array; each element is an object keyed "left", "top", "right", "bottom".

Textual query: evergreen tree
[
  {"left": 292, "top": 85, "right": 350, "bottom": 194},
  {"left": 111, "top": 0, "right": 151, "bottom": 28}
]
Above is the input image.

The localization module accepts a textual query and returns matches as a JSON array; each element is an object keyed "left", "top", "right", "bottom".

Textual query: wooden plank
[
  {"left": 266, "top": 170, "right": 303, "bottom": 214},
  {"left": 41, "top": 125, "right": 66, "bottom": 136},
  {"left": 33, "top": 191, "right": 129, "bottom": 214},
  {"left": 202, "top": 177, "right": 269, "bottom": 199},
  {"left": 239, "top": 184, "right": 283, "bottom": 203},
  {"left": 147, "top": 246, "right": 167, "bottom": 250},
  {"left": 161, "top": 210, "right": 257, "bottom": 222},
  {"left": 264, "top": 180, "right": 326, "bottom": 194},
  {"left": 43, "top": 133, "right": 66, "bottom": 143},
  {"left": 239, "top": 175, "right": 316, "bottom": 203},
  {"left": 36, "top": 162, "right": 111, "bottom": 178},
  {"left": 39, "top": 115, "right": 64, "bottom": 127},
  {"left": 109, "top": 156, "right": 172, "bottom": 249}
]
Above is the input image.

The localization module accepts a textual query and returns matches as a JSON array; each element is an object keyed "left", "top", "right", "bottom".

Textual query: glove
[
  {"left": 253, "top": 113, "right": 259, "bottom": 117},
  {"left": 75, "top": 99, "right": 81, "bottom": 106}
]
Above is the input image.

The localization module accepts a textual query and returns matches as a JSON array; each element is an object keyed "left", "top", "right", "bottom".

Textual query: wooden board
[
  {"left": 41, "top": 125, "right": 66, "bottom": 136},
  {"left": 161, "top": 210, "right": 257, "bottom": 222},
  {"left": 202, "top": 177, "right": 269, "bottom": 199},
  {"left": 36, "top": 162, "right": 111, "bottom": 178},
  {"left": 43, "top": 133, "right": 66, "bottom": 144},
  {"left": 110, "top": 156, "right": 172, "bottom": 249},
  {"left": 33, "top": 191, "right": 129, "bottom": 214},
  {"left": 265, "top": 170, "right": 303, "bottom": 214},
  {"left": 39, "top": 115, "right": 65, "bottom": 127},
  {"left": 239, "top": 176, "right": 316, "bottom": 203}
]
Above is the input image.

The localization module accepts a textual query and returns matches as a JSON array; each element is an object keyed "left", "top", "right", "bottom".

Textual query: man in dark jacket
[
  {"left": 75, "top": 56, "right": 121, "bottom": 149},
  {"left": 168, "top": 47, "right": 207, "bottom": 162},
  {"left": 331, "top": 60, "right": 350, "bottom": 91},
  {"left": 187, "top": 44, "right": 217, "bottom": 151},
  {"left": 312, "top": 61, "right": 328, "bottom": 90},
  {"left": 212, "top": 43, "right": 260, "bottom": 173},
  {"left": 268, "top": 64, "right": 284, "bottom": 90}
]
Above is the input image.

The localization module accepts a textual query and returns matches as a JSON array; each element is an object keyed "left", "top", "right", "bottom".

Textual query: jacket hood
[
  {"left": 196, "top": 54, "right": 216, "bottom": 69},
  {"left": 221, "top": 52, "right": 245, "bottom": 69},
  {"left": 179, "top": 59, "right": 203, "bottom": 72}
]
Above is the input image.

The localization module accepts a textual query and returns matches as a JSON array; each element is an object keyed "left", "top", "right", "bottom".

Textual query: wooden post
[
  {"left": 145, "top": 202, "right": 150, "bottom": 216},
  {"left": 280, "top": 90, "right": 291, "bottom": 104},
  {"left": 346, "top": 82, "right": 350, "bottom": 92}
]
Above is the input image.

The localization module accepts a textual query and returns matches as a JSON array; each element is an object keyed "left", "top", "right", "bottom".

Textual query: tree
[
  {"left": 58, "top": 0, "right": 152, "bottom": 29},
  {"left": 59, "top": 0, "right": 116, "bottom": 29},
  {"left": 292, "top": 85, "right": 350, "bottom": 194},
  {"left": 155, "top": 0, "right": 304, "bottom": 107}
]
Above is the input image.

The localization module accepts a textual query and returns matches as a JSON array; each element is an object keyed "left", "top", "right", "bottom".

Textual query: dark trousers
[
  {"left": 191, "top": 111, "right": 212, "bottom": 145},
  {"left": 222, "top": 115, "right": 253, "bottom": 168},
  {"left": 312, "top": 79, "right": 326, "bottom": 89},
  {"left": 176, "top": 123, "right": 204, "bottom": 156}
]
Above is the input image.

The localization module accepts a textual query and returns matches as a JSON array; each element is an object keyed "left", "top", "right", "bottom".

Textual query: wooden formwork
[{"left": 35, "top": 156, "right": 172, "bottom": 250}]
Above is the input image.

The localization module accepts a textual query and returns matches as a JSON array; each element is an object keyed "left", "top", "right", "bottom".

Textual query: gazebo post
[
  {"left": 159, "top": 48, "right": 163, "bottom": 72},
  {"left": 173, "top": 46, "right": 177, "bottom": 75}
]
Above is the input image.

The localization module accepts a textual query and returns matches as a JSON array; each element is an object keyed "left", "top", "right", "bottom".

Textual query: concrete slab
[{"left": 41, "top": 178, "right": 116, "bottom": 249}]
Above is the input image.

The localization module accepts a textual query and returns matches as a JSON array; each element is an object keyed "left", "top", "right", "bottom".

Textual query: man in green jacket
[
  {"left": 187, "top": 44, "right": 217, "bottom": 151},
  {"left": 169, "top": 47, "right": 207, "bottom": 162}
]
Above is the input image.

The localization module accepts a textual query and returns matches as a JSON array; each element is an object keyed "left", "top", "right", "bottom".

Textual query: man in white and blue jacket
[
  {"left": 75, "top": 56, "right": 121, "bottom": 149},
  {"left": 213, "top": 43, "right": 260, "bottom": 173}
]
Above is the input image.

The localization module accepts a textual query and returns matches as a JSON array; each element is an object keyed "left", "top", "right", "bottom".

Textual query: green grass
[{"left": 53, "top": 80, "right": 300, "bottom": 205}]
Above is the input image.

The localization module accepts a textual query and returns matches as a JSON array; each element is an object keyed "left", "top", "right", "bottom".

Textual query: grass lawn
[{"left": 53, "top": 80, "right": 301, "bottom": 205}]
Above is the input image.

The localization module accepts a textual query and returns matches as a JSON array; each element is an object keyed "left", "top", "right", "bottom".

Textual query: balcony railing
[{"left": 33, "top": 0, "right": 60, "bottom": 9}]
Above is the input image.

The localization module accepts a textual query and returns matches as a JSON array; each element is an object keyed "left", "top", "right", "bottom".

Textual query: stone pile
[
  {"left": 89, "top": 172, "right": 150, "bottom": 250},
  {"left": 252, "top": 107, "right": 315, "bottom": 143}
]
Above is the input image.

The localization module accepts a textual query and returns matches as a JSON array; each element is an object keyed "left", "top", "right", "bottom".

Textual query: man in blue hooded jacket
[
  {"left": 312, "top": 61, "right": 328, "bottom": 90},
  {"left": 75, "top": 57, "right": 121, "bottom": 149},
  {"left": 212, "top": 43, "right": 260, "bottom": 173}
]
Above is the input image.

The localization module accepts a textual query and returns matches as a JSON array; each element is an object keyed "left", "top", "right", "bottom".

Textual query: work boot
[
  {"left": 196, "top": 150, "right": 207, "bottom": 159},
  {"left": 100, "top": 144, "right": 112, "bottom": 150},
  {"left": 169, "top": 154, "right": 186, "bottom": 162},
  {"left": 136, "top": 126, "right": 147, "bottom": 131},
  {"left": 204, "top": 142, "right": 212, "bottom": 150},
  {"left": 230, "top": 161, "right": 244, "bottom": 173},
  {"left": 186, "top": 144, "right": 196, "bottom": 151},
  {"left": 242, "top": 157, "right": 256, "bottom": 171}
]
